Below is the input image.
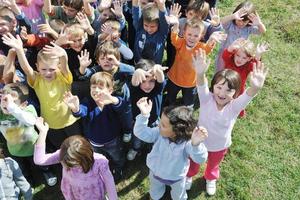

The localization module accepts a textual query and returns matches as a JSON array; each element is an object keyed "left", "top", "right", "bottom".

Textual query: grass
[{"left": 1, "top": 0, "right": 300, "bottom": 199}]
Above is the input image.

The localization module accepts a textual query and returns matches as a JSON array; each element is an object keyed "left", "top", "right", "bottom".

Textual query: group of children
[{"left": 0, "top": 0, "right": 269, "bottom": 199}]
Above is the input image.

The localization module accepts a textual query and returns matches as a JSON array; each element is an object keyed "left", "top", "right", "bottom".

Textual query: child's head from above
[
  {"left": 90, "top": 72, "right": 114, "bottom": 101},
  {"left": 62, "top": 0, "right": 83, "bottom": 18},
  {"left": 233, "top": 1, "right": 256, "bottom": 28},
  {"left": 95, "top": 41, "right": 120, "bottom": 72},
  {"left": 64, "top": 23, "right": 85, "bottom": 52},
  {"left": 186, "top": 0, "right": 209, "bottom": 21},
  {"left": 1, "top": 83, "right": 29, "bottom": 114},
  {"left": 233, "top": 39, "right": 255, "bottom": 67},
  {"left": 210, "top": 69, "right": 241, "bottom": 108},
  {"left": 142, "top": 3, "right": 159, "bottom": 35},
  {"left": 98, "top": 7, "right": 115, "bottom": 23},
  {"left": 59, "top": 135, "right": 94, "bottom": 173},
  {"left": 0, "top": 7, "right": 17, "bottom": 36},
  {"left": 184, "top": 19, "right": 205, "bottom": 48},
  {"left": 160, "top": 106, "right": 197, "bottom": 143},
  {"left": 136, "top": 59, "right": 156, "bottom": 93},
  {"left": 49, "top": 19, "right": 66, "bottom": 34},
  {"left": 36, "top": 50, "right": 60, "bottom": 82}
]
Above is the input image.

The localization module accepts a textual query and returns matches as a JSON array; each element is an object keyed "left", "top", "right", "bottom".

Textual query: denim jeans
[{"left": 92, "top": 137, "right": 125, "bottom": 171}]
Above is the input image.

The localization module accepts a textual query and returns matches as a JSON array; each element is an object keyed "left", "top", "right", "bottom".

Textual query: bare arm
[{"left": 43, "top": 0, "right": 53, "bottom": 14}]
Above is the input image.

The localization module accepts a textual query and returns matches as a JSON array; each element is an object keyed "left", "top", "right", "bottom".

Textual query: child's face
[
  {"left": 143, "top": 21, "right": 158, "bottom": 35},
  {"left": 98, "top": 54, "right": 114, "bottom": 71},
  {"left": 213, "top": 79, "right": 236, "bottom": 108},
  {"left": 140, "top": 76, "right": 156, "bottom": 93},
  {"left": 186, "top": 10, "right": 198, "bottom": 20},
  {"left": 37, "top": 60, "right": 58, "bottom": 82},
  {"left": 62, "top": 4, "right": 79, "bottom": 18},
  {"left": 0, "top": 86, "right": 21, "bottom": 114},
  {"left": 90, "top": 83, "right": 112, "bottom": 101},
  {"left": 0, "top": 16, "right": 15, "bottom": 36},
  {"left": 184, "top": 26, "right": 202, "bottom": 48},
  {"left": 235, "top": 19, "right": 250, "bottom": 28},
  {"left": 69, "top": 35, "right": 85, "bottom": 52},
  {"left": 234, "top": 49, "right": 251, "bottom": 67},
  {"left": 100, "top": 9, "right": 113, "bottom": 23},
  {"left": 159, "top": 113, "right": 176, "bottom": 139}
]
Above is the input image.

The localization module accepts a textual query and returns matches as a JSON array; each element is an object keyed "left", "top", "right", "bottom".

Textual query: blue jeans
[{"left": 92, "top": 137, "right": 125, "bottom": 171}]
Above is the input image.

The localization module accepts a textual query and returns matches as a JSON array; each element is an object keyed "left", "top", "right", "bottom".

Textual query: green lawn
[{"left": 2, "top": 0, "right": 300, "bottom": 199}]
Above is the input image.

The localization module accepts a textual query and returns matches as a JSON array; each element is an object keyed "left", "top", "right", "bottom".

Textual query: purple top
[{"left": 34, "top": 144, "right": 117, "bottom": 200}]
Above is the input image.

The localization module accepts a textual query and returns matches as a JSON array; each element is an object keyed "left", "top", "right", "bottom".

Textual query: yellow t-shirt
[
  {"left": 167, "top": 32, "right": 213, "bottom": 87},
  {"left": 28, "top": 71, "right": 78, "bottom": 129}
]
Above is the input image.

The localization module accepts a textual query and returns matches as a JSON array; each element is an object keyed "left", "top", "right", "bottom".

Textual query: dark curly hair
[{"left": 163, "top": 106, "right": 197, "bottom": 144}]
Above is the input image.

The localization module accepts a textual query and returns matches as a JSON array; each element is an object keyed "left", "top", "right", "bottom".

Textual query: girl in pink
[
  {"left": 33, "top": 117, "right": 117, "bottom": 200},
  {"left": 186, "top": 49, "right": 268, "bottom": 195}
]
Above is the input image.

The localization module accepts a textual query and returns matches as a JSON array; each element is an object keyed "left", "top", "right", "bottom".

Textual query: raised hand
[
  {"left": 111, "top": 0, "right": 123, "bottom": 18},
  {"left": 132, "top": 69, "right": 150, "bottom": 86},
  {"left": 43, "top": 42, "right": 67, "bottom": 58},
  {"left": 168, "top": 3, "right": 181, "bottom": 25},
  {"left": 2, "top": 33, "right": 23, "bottom": 51},
  {"left": 248, "top": 13, "right": 262, "bottom": 26},
  {"left": 192, "top": 49, "right": 210, "bottom": 76},
  {"left": 228, "top": 38, "right": 247, "bottom": 52},
  {"left": 78, "top": 49, "right": 92, "bottom": 70},
  {"left": 55, "top": 31, "right": 74, "bottom": 46},
  {"left": 76, "top": 12, "right": 91, "bottom": 31},
  {"left": 249, "top": 61, "right": 268, "bottom": 91},
  {"left": 208, "top": 8, "right": 220, "bottom": 26},
  {"left": 256, "top": 41, "right": 269, "bottom": 60},
  {"left": 233, "top": 7, "right": 247, "bottom": 21},
  {"left": 37, "top": 21, "right": 56, "bottom": 36},
  {"left": 96, "top": 90, "right": 118, "bottom": 107},
  {"left": 154, "top": 0, "right": 166, "bottom": 11},
  {"left": 63, "top": 91, "right": 80, "bottom": 112},
  {"left": 208, "top": 31, "right": 227, "bottom": 43},
  {"left": 151, "top": 64, "right": 168, "bottom": 76},
  {"left": 0, "top": 93, "right": 13, "bottom": 114},
  {"left": 101, "top": 22, "right": 112, "bottom": 34},
  {"left": 191, "top": 126, "right": 208, "bottom": 146},
  {"left": 137, "top": 97, "right": 152, "bottom": 116},
  {"left": 107, "top": 54, "right": 120, "bottom": 66},
  {"left": 35, "top": 117, "right": 49, "bottom": 135}
]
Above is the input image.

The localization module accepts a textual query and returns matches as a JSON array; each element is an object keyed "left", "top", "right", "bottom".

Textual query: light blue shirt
[{"left": 134, "top": 114, "right": 208, "bottom": 180}]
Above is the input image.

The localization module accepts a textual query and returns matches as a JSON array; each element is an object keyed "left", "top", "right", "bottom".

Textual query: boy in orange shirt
[{"left": 166, "top": 4, "right": 226, "bottom": 107}]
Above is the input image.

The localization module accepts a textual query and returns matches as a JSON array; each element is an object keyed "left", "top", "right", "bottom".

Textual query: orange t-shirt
[{"left": 167, "top": 32, "right": 213, "bottom": 87}]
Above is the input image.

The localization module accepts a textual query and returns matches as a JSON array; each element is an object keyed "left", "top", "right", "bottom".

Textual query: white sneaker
[
  {"left": 127, "top": 149, "right": 138, "bottom": 161},
  {"left": 206, "top": 179, "right": 217, "bottom": 196},
  {"left": 43, "top": 171, "right": 57, "bottom": 187},
  {"left": 185, "top": 177, "right": 193, "bottom": 190},
  {"left": 123, "top": 133, "right": 132, "bottom": 143}
]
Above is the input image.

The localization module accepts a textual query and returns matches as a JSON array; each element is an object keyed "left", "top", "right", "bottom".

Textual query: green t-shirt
[{"left": 0, "top": 105, "right": 38, "bottom": 157}]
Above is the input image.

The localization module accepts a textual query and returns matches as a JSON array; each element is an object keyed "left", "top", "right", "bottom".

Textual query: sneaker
[
  {"left": 127, "top": 149, "right": 138, "bottom": 161},
  {"left": 206, "top": 179, "right": 217, "bottom": 196},
  {"left": 42, "top": 171, "right": 57, "bottom": 187},
  {"left": 185, "top": 177, "right": 193, "bottom": 190},
  {"left": 123, "top": 133, "right": 132, "bottom": 143}
]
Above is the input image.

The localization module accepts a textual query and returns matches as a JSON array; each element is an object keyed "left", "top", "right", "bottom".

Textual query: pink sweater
[{"left": 34, "top": 144, "right": 117, "bottom": 200}]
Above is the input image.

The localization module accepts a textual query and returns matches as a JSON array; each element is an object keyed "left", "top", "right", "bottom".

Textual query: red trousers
[{"left": 187, "top": 148, "right": 228, "bottom": 180}]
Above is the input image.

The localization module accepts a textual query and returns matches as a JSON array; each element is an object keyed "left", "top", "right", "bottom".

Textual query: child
[
  {"left": 0, "top": 147, "right": 33, "bottom": 200},
  {"left": 80, "top": 41, "right": 134, "bottom": 143},
  {"left": 132, "top": 0, "right": 169, "bottom": 64},
  {"left": 187, "top": 49, "right": 268, "bottom": 195},
  {"left": 215, "top": 1, "right": 266, "bottom": 71},
  {"left": 134, "top": 97, "right": 208, "bottom": 199},
  {"left": 0, "top": 5, "right": 31, "bottom": 55},
  {"left": 43, "top": 0, "right": 94, "bottom": 24},
  {"left": 127, "top": 59, "right": 167, "bottom": 160},
  {"left": 63, "top": 72, "right": 126, "bottom": 181},
  {"left": 222, "top": 38, "right": 269, "bottom": 117},
  {"left": 2, "top": 33, "right": 81, "bottom": 150},
  {"left": 33, "top": 117, "right": 118, "bottom": 200},
  {"left": 166, "top": 9, "right": 226, "bottom": 107}
]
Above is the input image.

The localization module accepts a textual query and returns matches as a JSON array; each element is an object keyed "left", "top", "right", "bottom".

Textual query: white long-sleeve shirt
[{"left": 197, "top": 83, "right": 254, "bottom": 152}]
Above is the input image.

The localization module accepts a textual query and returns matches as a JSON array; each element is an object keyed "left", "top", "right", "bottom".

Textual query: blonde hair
[
  {"left": 64, "top": 23, "right": 85, "bottom": 38},
  {"left": 36, "top": 50, "right": 59, "bottom": 67},
  {"left": 184, "top": 18, "right": 205, "bottom": 34},
  {"left": 239, "top": 39, "right": 256, "bottom": 58},
  {"left": 49, "top": 19, "right": 66, "bottom": 34},
  {"left": 0, "top": 7, "right": 15, "bottom": 20},
  {"left": 90, "top": 72, "right": 114, "bottom": 89},
  {"left": 142, "top": 3, "right": 159, "bottom": 24}
]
